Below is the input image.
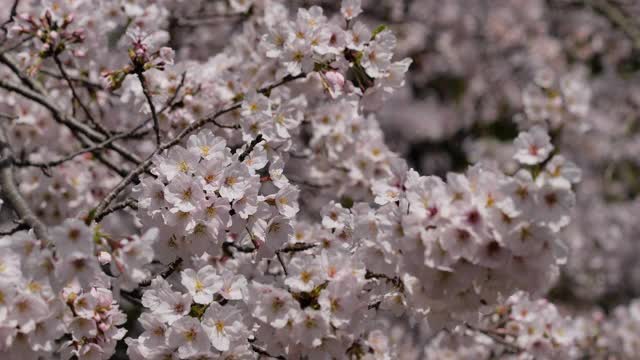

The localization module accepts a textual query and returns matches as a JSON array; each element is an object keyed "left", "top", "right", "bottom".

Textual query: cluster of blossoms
[
  {"left": 9, "top": 7, "right": 85, "bottom": 73},
  {"left": 519, "top": 68, "right": 592, "bottom": 131},
  {"left": 422, "top": 292, "right": 581, "bottom": 359},
  {"left": 0, "top": 223, "right": 128, "bottom": 359},
  {"left": 2, "top": 0, "right": 640, "bottom": 359},
  {"left": 259, "top": 0, "right": 411, "bottom": 104},
  {"left": 422, "top": 292, "right": 640, "bottom": 360},
  {"left": 18, "top": 159, "right": 116, "bottom": 225},
  {"left": 352, "top": 138, "right": 578, "bottom": 329}
]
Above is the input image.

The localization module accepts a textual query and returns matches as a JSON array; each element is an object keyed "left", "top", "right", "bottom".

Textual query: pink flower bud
[
  {"left": 72, "top": 29, "right": 85, "bottom": 40},
  {"left": 98, "top": 322, "right": 110, "bottom": 332},
  {"left": 325, "top": 70, "right": 345, "bottom": 88}
]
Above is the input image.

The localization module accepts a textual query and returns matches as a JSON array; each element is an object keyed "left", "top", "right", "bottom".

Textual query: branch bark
[{"left": 0, "top": 127, "right": 48, "bottom": 243}]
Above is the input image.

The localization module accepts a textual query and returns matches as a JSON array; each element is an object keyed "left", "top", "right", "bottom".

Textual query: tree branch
[
  {"left": 138, "top": 257, "right": 183, "bottom": 287},
  {"left": 0, "top": 52, "right": 45, "bottom": 94},
  {"left": 238, "top": 134, "right": 263, "bottom": 162},
  {"left": 53, "top": 54, "right": 110, "bottom": 135},
  {"left": 0, "top": 220, "right": 29, "bottom": 236},
  {"left": 136, "top": 72, "right": 161, "bottom": 146},
  {"left": 0, "top": 0, "right": 20, "bottom": 39},
  {"left": 91, "top": 102, "right": 241, "bottom": 221},
  {"left": 14, "top": 71, "right": 189, "bottom": 171},
  {"left": 0, "top": 78, "right": 142, "bottom": 167},
  {"left": 93, "top": 198, "right": 138, "bottom": 222},
  {"left": 92, "top": 73, "right": 307, "bottom": 222},
  {"left": 250, "top": 344, "right": 286, "bottom": 360},
  {"left": 0, "top": 128, "right": 48, "bottom": 243}
]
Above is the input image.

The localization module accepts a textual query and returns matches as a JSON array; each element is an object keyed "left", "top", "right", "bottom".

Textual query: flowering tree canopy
[{"left": 0, "top": 0, "right": 640, "bottom": 359}]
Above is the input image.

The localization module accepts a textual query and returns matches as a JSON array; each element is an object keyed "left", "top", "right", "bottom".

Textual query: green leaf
[{"left": 371, "top": 24, "right": 388, "bottom": 40}]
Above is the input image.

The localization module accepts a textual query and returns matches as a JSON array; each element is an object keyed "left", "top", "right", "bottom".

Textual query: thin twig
[
  {"left": 0, "top": 34, "right": 33, "bottom": 55},
  {"left": 274, "top": 243, "right": 316, "bottom": 276},
  {"left": 0, "top": 0, "right": 20, "bottom": 38},
  {"left": 250, "top": 344, "right": 286, "bottom": 360},
  {"left": 278, "top": 242, "right": 317, "bottom": 253},
  {"left": 54, "top": 54, "right": 110, "bottom": 135},
  {"left": 39, "top": 68, "right": 104, "bottom": 90},
  {"left": 0, "top": 220, "right": 29, "bottom": 236},
  {"left": 93, "top": 198, "right": 138, "bottom": 222},
  {"left": 223, "top": 242, "right": 255, "bottom": 253},
  {"left": 15, "top": 72, "right": 189, "bottom": 170},
  {"left": 15, "top": 134, "right": 135, "bottom": 169},
  {"left": 138, "top": 257, "right": 183, "bottom": 287},
  {"left": 275, "top": 251, "right": 288, "bottom": 276},
  {"left": 136, "top": 72, "right": 161, "bottom": 146},
  {"left": 123, "top": 71, "right": 189, "bottom": 137},
  {"left": 92, "top": 73, "right": 307, "bottom": 221},
  {"left": 91, "top": 102, "right": 241, "bottom": 221},
  {"left": 258, "top": 73, "right": 306, "bottom": 97},
  {"left": 0, "top": 52, "right": 45, "bottom": 93},
  {"left": 0, "top": 78, "right": 142, "bottom": 168},
  {"left": 238, "top": 134, "right": 263, "bottom": 162},
  {"left": 175, "top": 10, "right": 251, "bottom": 27}
]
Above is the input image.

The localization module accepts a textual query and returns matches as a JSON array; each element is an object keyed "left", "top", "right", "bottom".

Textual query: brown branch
[
  {"left": 14, "top": 131, "right": 141, "bottom": 169},
  {"left": 174, "top": 10, "right": 251, "bottom": 27},
  {"left": 223, "top": 242, "right": 255, "bottom": 253},
  {"left": 120, "top": 257, "right": 184, "bottom": 302},
  {"left": 122, "top": 71, "right": 189, "bottom": 137},
  {"left": 0, "top": 112, "right": 17, "bottom": 120}
]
